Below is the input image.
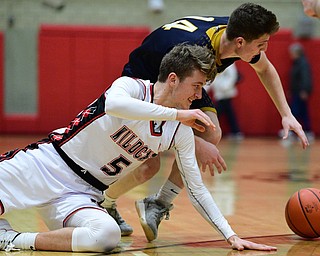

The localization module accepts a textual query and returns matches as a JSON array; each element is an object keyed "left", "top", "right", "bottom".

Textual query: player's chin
[
  {"left": 241, "top": 56, "right": 255, "bottom": 63},
  {"left": 186, "top": 100, "right": 193, "bottom": 109},
  {"left": 180, "top": 103, "right": 191, "bottom": 110}
]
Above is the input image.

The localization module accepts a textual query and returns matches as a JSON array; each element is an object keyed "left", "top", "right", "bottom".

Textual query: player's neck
[
  {"left": 153, "top": 81, "right": 172, "bottom": 107},
  {"left": 219, "top": 33, "right": 239, "bottom": 59}
]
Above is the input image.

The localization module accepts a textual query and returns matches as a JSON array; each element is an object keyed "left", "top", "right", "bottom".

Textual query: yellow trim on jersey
[
  {"left": 200, "top": 106, "right": 217, "bottom": 114},
  {"left": 206, "top": 25, "right": 227, "bottom": 66}
]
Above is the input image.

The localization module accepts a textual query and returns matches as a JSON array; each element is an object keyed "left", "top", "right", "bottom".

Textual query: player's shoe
[
  {"left": 0, "top": 219, "right": 20, "bottom": 252},
  {"left": 105, "top": 203, "right": 133, "bottom": 236},
  {"left": 135, "top": 195, "right": 173, "bottom": 241}
]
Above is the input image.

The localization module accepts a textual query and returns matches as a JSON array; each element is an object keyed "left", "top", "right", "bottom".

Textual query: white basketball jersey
[{"left": 49, "top": 77, "right": 180, "bottom": 186}]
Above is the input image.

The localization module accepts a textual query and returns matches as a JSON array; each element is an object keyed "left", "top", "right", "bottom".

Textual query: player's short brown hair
[
  {"left": 226, "top": 3, "right": 280, "bottom": 42},
  {"left": 158, "top": 44, "right": 217, "bottom": 83}
]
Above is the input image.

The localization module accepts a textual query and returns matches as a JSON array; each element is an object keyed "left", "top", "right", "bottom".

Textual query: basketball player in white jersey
[{"left": 0, "top": 44, "right": 277, "bottom": 252}]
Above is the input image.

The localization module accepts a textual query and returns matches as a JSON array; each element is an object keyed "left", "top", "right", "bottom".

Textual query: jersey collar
[{"left": 206, "top": 25, "right": 226, "bottom": 66}]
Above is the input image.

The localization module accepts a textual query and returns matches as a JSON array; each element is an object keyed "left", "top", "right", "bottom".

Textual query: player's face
[
  {"left": 174, "top": 70, "right": 206, "bottom": 109},
  {"left": 236, "top": 34, "right": 270, "bottom": 62}
]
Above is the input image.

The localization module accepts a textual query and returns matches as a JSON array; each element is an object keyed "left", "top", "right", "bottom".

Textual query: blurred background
[{"left": 0, "top": 0, "right": 319, "bottom": 137}]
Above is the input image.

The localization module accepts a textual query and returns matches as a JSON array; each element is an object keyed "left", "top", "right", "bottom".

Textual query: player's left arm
[
  {"left": 174, "top": 125, "right": 277, "bottom": 251},
  {"left": 173, "top": 125, "right": 236, "bottom": 240},
  {"left": 250, "top": 52, "right": 309, "bottom": 149}
]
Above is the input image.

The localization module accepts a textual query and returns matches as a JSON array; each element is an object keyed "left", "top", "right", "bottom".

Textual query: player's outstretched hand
[
  {"left": 227, "top": 235, "right": 277, "bottom": 251},
  {"left": 176, "top": 109, "right": 215, "bottom": 132},
  {"left": 281, "top": 115, "right": 309, "bottom": 149},
  {"left": 227, "top": 249, "right": 277, "bottom": 256}
]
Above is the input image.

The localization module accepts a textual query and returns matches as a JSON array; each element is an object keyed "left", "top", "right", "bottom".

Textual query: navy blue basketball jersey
[{"left": 122, "top": 16, "right": 260, "bottom": 83}]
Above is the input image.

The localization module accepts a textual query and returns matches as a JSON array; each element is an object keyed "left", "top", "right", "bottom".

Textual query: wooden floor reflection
[{"left": 1, "top": 134, "right": 320, "bottom": 256}]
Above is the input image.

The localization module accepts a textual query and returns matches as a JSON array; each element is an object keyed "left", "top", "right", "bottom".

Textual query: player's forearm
[
  {"left": 106, "top": 95, "right": 177, "bottom": 121},
  {"left": 257, "top": 63, "right": 292, "bottom": 118},
  {"left": 187, "top": 185, "right": 236, "bottom": 239}
]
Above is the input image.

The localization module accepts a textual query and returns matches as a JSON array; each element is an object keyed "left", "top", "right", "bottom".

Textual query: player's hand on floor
[
  {"left": 227, "top": 235, "right": 277, "bottom": 251},
  {"left": 227, "top": 249, "right": 277, "bottom": 256}
]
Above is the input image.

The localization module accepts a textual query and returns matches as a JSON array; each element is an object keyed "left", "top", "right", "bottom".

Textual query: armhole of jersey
[
  {"left": 168, "top": 122, "right": 182, "bottom": 150},
  {"left": 135, "top": 78, "right": 151, "bottom": 102}
]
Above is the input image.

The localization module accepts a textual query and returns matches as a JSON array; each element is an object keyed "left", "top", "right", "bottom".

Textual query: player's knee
[
  {"left": 134, "top": 156, "right": 160, "bottom": 182},
  {"left": 72, "top": 216, "right": 121, "bottom": 252},
  {"left": 94, "top": 221, "right": 121, "bottom": 252}
]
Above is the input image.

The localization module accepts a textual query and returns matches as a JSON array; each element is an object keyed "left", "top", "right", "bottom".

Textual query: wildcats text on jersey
[{"left": 110, "top": 125, "right": 158, "bottom": 161}]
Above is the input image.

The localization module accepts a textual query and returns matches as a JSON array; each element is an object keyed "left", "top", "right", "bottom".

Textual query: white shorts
[{"left": 0, "top": 142, "right": 105, "bottom": 229}]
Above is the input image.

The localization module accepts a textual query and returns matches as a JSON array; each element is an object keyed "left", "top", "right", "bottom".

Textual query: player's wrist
[{"left": 227, "top": 234, "right": 239, "bottom": 245}]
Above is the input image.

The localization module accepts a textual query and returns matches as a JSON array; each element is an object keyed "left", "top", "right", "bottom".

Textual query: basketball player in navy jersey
[{"left": 102, "top": 2, "right": 309, "bottom": 242}]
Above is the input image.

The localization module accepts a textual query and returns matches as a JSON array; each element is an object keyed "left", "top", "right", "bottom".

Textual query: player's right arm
[
  {"left": 105, "top": 77, "right": 215, "bottom": 132},
  {"left": 105, "top": 77, "right": 177, "bottom": 121},
  {"left": 250, "top": 52, "right": 309, "bottom": 149}
]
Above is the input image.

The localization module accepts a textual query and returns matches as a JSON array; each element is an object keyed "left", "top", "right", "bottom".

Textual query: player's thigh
[
  {"left": 37, "top": 193, "right": 104, "bottom": 230},
  {"left": 132, "top": 154, "right": 161, "bottom": 182}
]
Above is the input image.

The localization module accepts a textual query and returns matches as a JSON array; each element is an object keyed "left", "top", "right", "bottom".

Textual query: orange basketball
[{"left": 285, "top": 188, "right": 320, "bottom": 238}]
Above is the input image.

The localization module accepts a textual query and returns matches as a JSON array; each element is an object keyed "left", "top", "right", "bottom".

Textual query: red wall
[
  {"left": 0, "top": 25, "right": 150, "bottom": 133},
  {"left": 0, "top": 27, "right": 319, "bottom": 136}
]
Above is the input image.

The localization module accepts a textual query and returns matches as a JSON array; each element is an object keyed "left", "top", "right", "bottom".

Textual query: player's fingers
[
  {"left": 197, "top": 112, "right": 215, "bottom": 129},
  {"left": 208, "top": 163, "right": 215, "bottom": 176},
  {"left": 213, "top": 156, "right": 227, "bottom": 174},
  {"left": 228, "top": 249, "right": 277, "bottom": 256},
  {"left": 282, "top": 128, "right": 289, "bottom": 140},
  {"left": 295, "top": 131, "right": 309, "bottom": 149},
  {"left": 244, "top": 241, "right": 277, "bottom": 251},
  {"left": 213, "top": 159, "right": 223, "bottom": 174},
  {"left": 300, "top": 136, "right": 309, "bottom": 149},
  {"left": 219, "top": 156, "right": 227, "bottom": 171}
]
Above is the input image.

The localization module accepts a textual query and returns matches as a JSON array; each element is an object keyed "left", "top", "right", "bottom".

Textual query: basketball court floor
[{"left": 1, "top": 134, "right": 320, "bottom": 256}]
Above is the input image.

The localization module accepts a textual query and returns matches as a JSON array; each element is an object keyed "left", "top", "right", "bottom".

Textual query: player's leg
[
  {"left": 0, "top": 145, "right": 120, "bottom": 252},
  {"left": 36, "top": 195, "right": 120, "bottom": 252},
  {"left": 135, "top": 161, "right": 179, "bottom": 241},
  {"left": 101, "top": 155, "right": 161, "bottom": 235},
  {"left": 0, "top": 208, "right": 120, "bottom": 252}
]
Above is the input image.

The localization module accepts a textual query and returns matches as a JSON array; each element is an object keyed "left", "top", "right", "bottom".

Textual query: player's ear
[
  {"left": 168, "top": 72, "right": 179, "bottom": 86},
  {"left": 235, "top": 37, "right": 245, "bottom": 48}
]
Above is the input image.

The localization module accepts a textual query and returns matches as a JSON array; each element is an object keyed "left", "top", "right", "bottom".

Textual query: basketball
[{"left": 285, "top": 188, "right": 320, "bottom": 238}]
